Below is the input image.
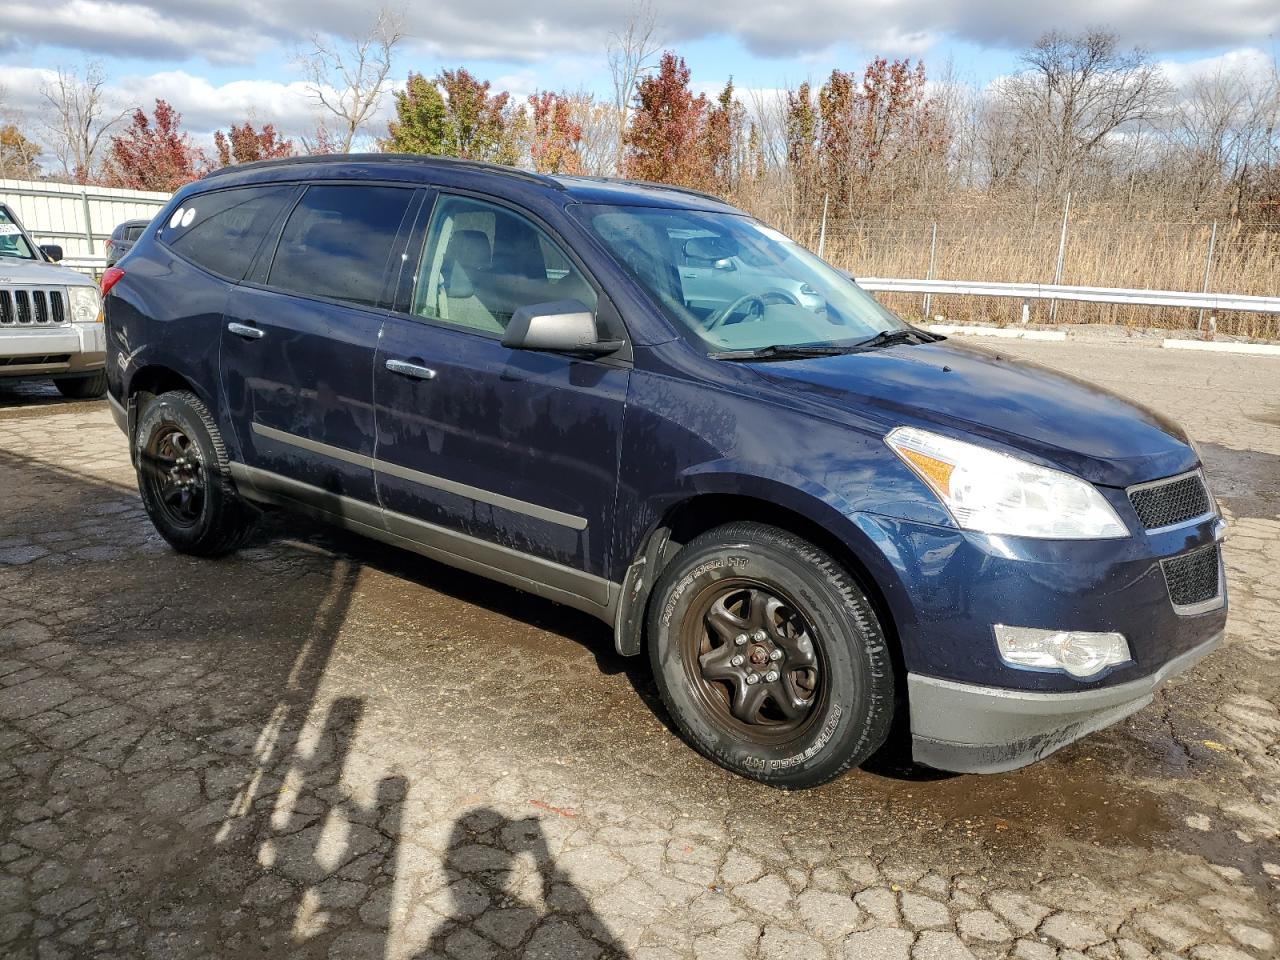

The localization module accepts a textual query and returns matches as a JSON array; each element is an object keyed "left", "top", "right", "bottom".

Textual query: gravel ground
[{"left": 0, "top": 339, "right": 1277, "bottom": 960}]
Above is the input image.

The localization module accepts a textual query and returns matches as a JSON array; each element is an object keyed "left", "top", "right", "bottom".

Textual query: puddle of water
[{"left": 862, "top": 751, "right": 1169, "bottom": 848}]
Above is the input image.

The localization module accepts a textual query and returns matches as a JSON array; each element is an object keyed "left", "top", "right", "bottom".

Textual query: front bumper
[
  {"left": 0, "top": 324, "right": 106, "bottom": 378},
  {"left": 909, "top": 630, "right": 1222, "bottom": 773}
]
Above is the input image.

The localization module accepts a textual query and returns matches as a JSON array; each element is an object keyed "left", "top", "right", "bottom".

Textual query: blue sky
[{"left": 1, "top": 1, "right": 1277, "bottom": 141}]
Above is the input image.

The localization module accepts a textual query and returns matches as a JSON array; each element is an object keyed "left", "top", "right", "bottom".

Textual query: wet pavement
[{"left": 0, "top": 339, "right": 1277, "bottom": 960}]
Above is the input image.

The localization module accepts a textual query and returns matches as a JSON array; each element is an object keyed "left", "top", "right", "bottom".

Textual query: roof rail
[
  {"left": 202, "top": 153, "right": 565, "bottom": 190},
  {"left": 560, "top": 175, "right": 727, "bottom": 204},
  {"left": 622, "top": 178, "right": 727, "bottom": 204}
]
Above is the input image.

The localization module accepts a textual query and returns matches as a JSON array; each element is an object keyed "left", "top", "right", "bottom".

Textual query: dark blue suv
[{"left": 103, "top": 155, "right": 1226, "bottom": 788}]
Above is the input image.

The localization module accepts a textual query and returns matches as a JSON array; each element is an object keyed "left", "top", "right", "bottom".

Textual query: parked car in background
[
  {"left": 102, "top": 155, "right": 1226, "bottom": 788},
  {"left": 0, "top": 202, "right": 106, "bottom": 398},
  {"left": 105, "top": 218, "right": 151, "bottom": 268}
]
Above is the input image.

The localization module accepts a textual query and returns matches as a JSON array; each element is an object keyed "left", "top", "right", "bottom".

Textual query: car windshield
[
  {"left": 572, "top": 203, "right": 907, "bottom": 353},
  {"left": 0, "top": 208, "right": 36, "bottom": 261}
]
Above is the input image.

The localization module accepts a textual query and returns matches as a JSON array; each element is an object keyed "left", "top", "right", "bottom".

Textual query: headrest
[{"left": 444, "top": 229, "right": 491, "bottom": 270}]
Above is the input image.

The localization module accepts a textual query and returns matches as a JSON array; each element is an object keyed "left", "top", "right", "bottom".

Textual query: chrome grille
[
  {"left": 1162, "top": 543, "right": 1222, "bottom": 612},
  {"left": 1128, "top": 471, "right": 1212, "bottom": 529},
  {"left": 0, "top": 288, "right": 68, "bottom": 327}
]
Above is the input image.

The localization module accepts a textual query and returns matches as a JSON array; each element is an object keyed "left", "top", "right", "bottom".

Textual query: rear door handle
[
  {"left": 385, "top": 358, "right": 437, "bottom": 380},
  {"left": 227, "top": 322, "right": 264, "bottom": 340}
]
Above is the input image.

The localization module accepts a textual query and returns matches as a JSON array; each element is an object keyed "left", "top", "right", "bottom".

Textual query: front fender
[{"left": 611, "top": 458, "right": 918, "bottom": 659}]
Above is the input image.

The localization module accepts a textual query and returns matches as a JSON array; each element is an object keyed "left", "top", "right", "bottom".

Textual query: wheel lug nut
[
  {"left": 745, "top": 673, "right": 759, "bottom": 685},
  {"left": 764, "top": 670, "right": 780, "bottom": 683},
  {"left": 734, "top": 634, "right": 748, "bottom": 646},
  {"left": 730, "top": 655, "right": 745, "bottom": 667},
  {"left": 769, "top": 650, "right": 783, "bottom": 661},
  {"left": 751, "top": 629, "right": 768, "bottom": 642}
]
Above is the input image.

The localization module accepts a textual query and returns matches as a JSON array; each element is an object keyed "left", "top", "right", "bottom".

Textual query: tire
[
  {"left": 647, "top": 521, "right": 895, "bottom": 789},
  {"left": 133, "top": 390, "right": 254, "bottom": 556},
  {"left": 55, "top": 371, "right": 107, "bottom": 399}
]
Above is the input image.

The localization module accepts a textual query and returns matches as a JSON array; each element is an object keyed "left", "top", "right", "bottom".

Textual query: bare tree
[
  {"left": 607, "top": 0, "right": 662, "bottom": 173},
  {"left": 40, "top": 62, "right": 126, "bottom": 183},
  {"left": 1000, "top": 30, "right": 1170, "bottom": 195},
  {"left": 297, "top": 8, "right": 406, "bottom": 153}
]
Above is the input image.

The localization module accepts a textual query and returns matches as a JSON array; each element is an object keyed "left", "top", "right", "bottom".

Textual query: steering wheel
[{"left": 704, "top": 290, "right": 800, "bottom": 330}]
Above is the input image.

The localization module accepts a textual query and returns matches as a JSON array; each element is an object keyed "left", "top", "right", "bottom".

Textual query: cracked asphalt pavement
[{"left": 1, "top": 340, "right": 1278, "bottom": 960}]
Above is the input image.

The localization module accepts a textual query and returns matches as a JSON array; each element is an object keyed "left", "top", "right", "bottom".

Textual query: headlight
[
  {"left": 885, "top": 426, "right": 1128, "bottom": 539},
  {"left": 67, "top": 286, "right": 101, "bottom": 324}
]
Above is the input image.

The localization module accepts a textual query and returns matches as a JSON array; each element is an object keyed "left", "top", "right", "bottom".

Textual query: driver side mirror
[
  {"left": 502, "top": 300, "right": 624, "bottom": 357},
  {"left": 40, "top": 244, "right": 63, "bottom": 263}
]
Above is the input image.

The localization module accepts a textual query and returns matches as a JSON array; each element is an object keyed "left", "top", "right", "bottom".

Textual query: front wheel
[
  {"left": 648, "top": 522, "right": 895, "bottom": 789},
  {"left": 134, "top": 390, "right": 255, "bottom": 556},
  {"left": 55, "top": 371, "right": 107, "bottom": 399}
]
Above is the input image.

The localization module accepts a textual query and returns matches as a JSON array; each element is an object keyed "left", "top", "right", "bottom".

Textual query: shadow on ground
[{"left": 0, "top": 447, "right": 630, "bottom": 958}]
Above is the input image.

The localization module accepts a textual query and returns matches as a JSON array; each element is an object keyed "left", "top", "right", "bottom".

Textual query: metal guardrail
[{"left": 858, "top": 277, "right": 1280, "bottom": 316}]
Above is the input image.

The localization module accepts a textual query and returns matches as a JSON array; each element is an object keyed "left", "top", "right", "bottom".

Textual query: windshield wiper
[
  {"left": 710, "top": 344, "right": 853, "bottom": 362},
  {"left": 852, "top": 327, "right": 939, "bottom": 350}
]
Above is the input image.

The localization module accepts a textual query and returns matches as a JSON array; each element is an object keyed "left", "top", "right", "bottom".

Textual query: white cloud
[
  {"left": 2, "top": 0, "right": 1278, "bottom": 66},
  {"left": 1156, "top": 47, "right": 1278, "bottom": 91}
]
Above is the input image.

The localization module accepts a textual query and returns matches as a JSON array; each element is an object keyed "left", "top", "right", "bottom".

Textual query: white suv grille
[{"left": 0, "top": 287, "right": 67, "bottom": 326}]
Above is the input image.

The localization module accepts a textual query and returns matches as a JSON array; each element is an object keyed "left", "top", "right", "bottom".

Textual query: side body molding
[{"left": 229, "top": 462, "right": 620, "bottom": 621}]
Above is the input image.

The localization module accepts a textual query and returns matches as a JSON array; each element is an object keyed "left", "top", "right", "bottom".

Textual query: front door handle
[
  {"left": 227, "top": 322, "right": 264, "bottom": 340},
  {"left": 385, "top": 358, "right": 437, "bottom": 380}
]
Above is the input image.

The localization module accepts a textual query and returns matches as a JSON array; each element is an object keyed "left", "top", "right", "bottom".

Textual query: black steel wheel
[
  {"left": 134, "top": 390, "right": 254, "bottom": 556},
  {"left": 141, "top": 423, "right": 206, "bottom": 529},
  {"left": 649, "top": 521, "right": 895, "bottom": 789}
]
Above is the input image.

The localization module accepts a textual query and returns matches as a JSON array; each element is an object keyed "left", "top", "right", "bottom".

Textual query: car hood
[
  {"left": 749, "top": 339, "right": 1195, "bottom": 487},
  {"left": 0, "top": 258, "right": 97, "bottom": 288}
]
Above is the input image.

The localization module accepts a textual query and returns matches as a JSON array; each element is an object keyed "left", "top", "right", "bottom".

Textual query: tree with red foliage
[
  {"left": 785, "top": 82, "right": 818, "bottom": 183},
  {"left": 787, "top": 59, "right": 947, "bottom": 206},
  {"left": 528, "top": 91, "right": 583, "bottom": 174},
  {"left": 104, "top": 100, "right": 203, "bottom": 191},
  {"left": 817, "top": 69, "right": 858, "bottom": 203},
  {"left": 853, "top": 58, "right": 941, "bottom": 192},
  {"left": 704, "top": 79, "right": 746, "bottom": 194},
  {"left": 436, "top": 68, "right": 521, "bottom": 163},
  {"left": 213, "top": 121, "right": 295, "bottom": 167},
  {"left": 623, "top": 52, "right": 710, "bottom": 190}
]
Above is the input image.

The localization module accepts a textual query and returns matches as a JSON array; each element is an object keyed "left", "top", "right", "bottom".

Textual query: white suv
[{"left": 0, "top": 202, "right": 106, "bottom": 398}]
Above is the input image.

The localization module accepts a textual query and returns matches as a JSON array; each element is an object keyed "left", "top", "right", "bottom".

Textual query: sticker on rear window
[
  {"left": 169, "top": 208, "right": 185, "bottom": 229},
  {"left": 181, "top": 208, "right": 196, "bottom": 227},
  {"left": 0, "top": 224, "right": 21, "bottom": 236}
]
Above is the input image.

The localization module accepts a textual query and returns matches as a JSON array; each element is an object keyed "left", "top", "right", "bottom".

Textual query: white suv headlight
[
  {"left": 886, "top": 426, "right": 1128, "bottom": 539},
  {"left": 67, "top": 286, "right": 101, "bottom": 324}
]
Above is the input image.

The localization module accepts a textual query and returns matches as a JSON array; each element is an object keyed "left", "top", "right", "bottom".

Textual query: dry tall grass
[{"left": 739, "top": 197, "right": 1280, "bottom": 339}]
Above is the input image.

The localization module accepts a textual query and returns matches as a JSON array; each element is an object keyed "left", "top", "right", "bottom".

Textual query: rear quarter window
[{"left": 158, "top": 185, "right": 295, "bottom": 280}]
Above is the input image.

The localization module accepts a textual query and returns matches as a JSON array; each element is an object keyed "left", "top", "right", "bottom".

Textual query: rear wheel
[
  {"left": 648, "top": 521, "right": 895, "bottom": 789},
  {"left": 55, "top": 371, "right": 107, "bottom": 399},
  {"left": 134, "top": 390, "right": 254, "bottom": 556}
]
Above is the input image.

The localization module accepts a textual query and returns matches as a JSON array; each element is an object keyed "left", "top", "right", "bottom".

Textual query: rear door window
[
  {"left": 158, "top": 185, "right": 295, "bottom": 280},
  {"left": 266, "top": 185, "right": 415, "bottom": 309}
]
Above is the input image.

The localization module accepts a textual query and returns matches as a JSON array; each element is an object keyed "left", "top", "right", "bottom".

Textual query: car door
[
  {"left": 220, "top": 182, "right": 421, "bottom": 510},
  {"left": 372, "top": 191, "right": 630, "bottom": 607}
]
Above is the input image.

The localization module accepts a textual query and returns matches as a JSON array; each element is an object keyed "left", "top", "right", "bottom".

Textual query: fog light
[{"left": 994, "top": 625, "right": 1131, "bottom": 679}]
